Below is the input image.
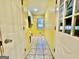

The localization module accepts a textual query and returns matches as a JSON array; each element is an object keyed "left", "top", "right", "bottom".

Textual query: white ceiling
[{"left": 27, "top": 0, "right": 49, "bottom": 15}]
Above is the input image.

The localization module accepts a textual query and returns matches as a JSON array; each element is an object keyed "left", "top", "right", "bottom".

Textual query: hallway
[
  {"left": 1, "top": 0, "right": 79, "bottom": 59},
  {"left": 0, "top": 0, "right": 56, "bottom": 59},
  {"left": 26, "top": 36, "right": 54, "bottom": 59}
]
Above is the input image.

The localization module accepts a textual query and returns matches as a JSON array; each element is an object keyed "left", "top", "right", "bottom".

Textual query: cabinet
[{"left": 57, "top": 0, "right": 79, "bottom": 37}]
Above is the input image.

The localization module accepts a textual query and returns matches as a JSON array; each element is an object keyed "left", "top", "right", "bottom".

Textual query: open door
[{"left": 0, "top": 29, "right": 4, "bottom": 56}]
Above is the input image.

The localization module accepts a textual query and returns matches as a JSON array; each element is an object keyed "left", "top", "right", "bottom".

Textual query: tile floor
[{"left": 26, "top": 36, "right": 54, "bottom": 59}]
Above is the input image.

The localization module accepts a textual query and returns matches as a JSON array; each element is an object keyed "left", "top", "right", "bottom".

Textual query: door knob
[{"left": 4, "top": 39, "right": 12, "bottom": 44}]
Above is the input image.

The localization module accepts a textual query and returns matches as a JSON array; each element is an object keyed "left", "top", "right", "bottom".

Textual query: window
[{"left": 37, "top": 18, "right": 44, "bottom": 30}]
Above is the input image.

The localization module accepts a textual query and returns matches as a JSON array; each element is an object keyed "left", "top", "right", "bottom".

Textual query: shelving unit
[{"left": 57, "top": 0, "right": 79, "bottom": 37}]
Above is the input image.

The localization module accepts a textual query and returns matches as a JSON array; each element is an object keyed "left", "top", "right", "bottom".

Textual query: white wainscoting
[{"left": 55, "top": 32, "right": 79, "bottom": 59}]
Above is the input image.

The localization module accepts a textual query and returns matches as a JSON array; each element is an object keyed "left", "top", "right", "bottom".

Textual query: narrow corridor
[
  {"left": 26, "top": 36, "right": 54, "bottom": 59},
  {"left": 0, "top": 0, "right": 79, "bottom": 59}
]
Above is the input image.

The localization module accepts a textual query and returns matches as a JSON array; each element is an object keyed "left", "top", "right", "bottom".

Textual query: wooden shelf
[
  {"left": 64, "top": 15, "right": 72, "bottom": 19},
  {"left": 65, "top": 0, "right": 67, "bottom": 1},
  {"left": 74, "top": 13, "right": 79, "bottom": 16}
]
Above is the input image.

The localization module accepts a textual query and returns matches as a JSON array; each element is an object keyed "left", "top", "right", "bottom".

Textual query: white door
[
  {"left": 0, "top": 29, "right": 3, "bottom": 56},
  {"left": 0, "top": 0, "right": 25, "bottom": 59}
]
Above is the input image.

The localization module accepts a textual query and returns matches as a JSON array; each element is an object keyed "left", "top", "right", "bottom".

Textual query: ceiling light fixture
[{"left": 34, "top": 8, "right": 38, "bottom": 12}]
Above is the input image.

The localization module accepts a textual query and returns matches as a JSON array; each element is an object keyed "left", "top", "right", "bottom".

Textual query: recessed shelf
[
  {"left": 64, "top": 17, "right": 72, "bottom": 34},
  {"left": 65, "top": 15, "right": 72, "bottom": 19},
  {"left": 66, "top": 0, "right": 73, "bottom": 16},
  {"left": 74, "top": 16, "right": 79, "bottom": 37},
  {"left": 57, "top": 0, "right": 79, "bottom": 37},
  {"left": 59, "top": 20, "right": 63, "bottom": 32},
  {"left": 59, "top": 3, "right": 64, "bottom": 20}
]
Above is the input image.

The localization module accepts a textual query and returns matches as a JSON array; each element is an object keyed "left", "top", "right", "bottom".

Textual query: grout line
[
  {"left": 43, "top": 41, "right": 45, "bottom": 59},
  {"left": 43, "top": 46, "right": 45, "bottom": 59},
  {"left": 34, "top": 48, "right": 37, "bottom": 59},
  {"left": 26, "top": 36, "right": 54, "bottom": 59},
  {"left": 25, "top": 48, "right": 32, "bottom": 59},
  {"left": 28, "top": 54, "right": 49, "bottom": 55},
  {"left": 48, "top": 48, "right": 54, "bottom": 59},
  {"left": 45, "top": 40, "right": 55, "bottom": 59},
  {"left": 34, "top": 39, "right": 38, "bottom": 59}
]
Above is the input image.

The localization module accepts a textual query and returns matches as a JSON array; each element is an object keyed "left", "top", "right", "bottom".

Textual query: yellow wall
[
  {"left": 31, "top": 15, "right": 45, "bottom": 36},
  {"left": 44, "top": 0, "right": 56, "bottom": 54},
  {"left": 23, "top": 12, "right": 45, "bottom": 55},
  {"left": 23, "top": 0, "right": 31, "bottom": 55},
  {"left": 23, "top": 11, "right": 31, "bottom": 55},
  {"left": 44, "top": 11, "right": 56, "bottom": 54},
  {"left": 23, "top": 0, "right": 56, "bottom": 55},
  {"left": 25, "top": 28, "right": 31, "bottom": 55}
]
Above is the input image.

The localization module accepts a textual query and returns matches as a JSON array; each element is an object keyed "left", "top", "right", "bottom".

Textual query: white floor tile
[
  {"left": 26, "top": 55, "right": 35, "bottom": 59},
  {"left": 35, "top": 55, "right": 43, "bottom": 59},
  {"left": 36, "top": 49, "right": 43, "bottom": 55},
  {"left": 44, "top": 49, "right": 51, "bottom": 55},
  {"left": 26, "top": 36, "right": 54, "bottom": 59},
  {"left": 44, "top": 55, "right": 53, "bottom": 59},
  {"left": 28, "top": 49, "right": 36, "bottom": 54}
]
